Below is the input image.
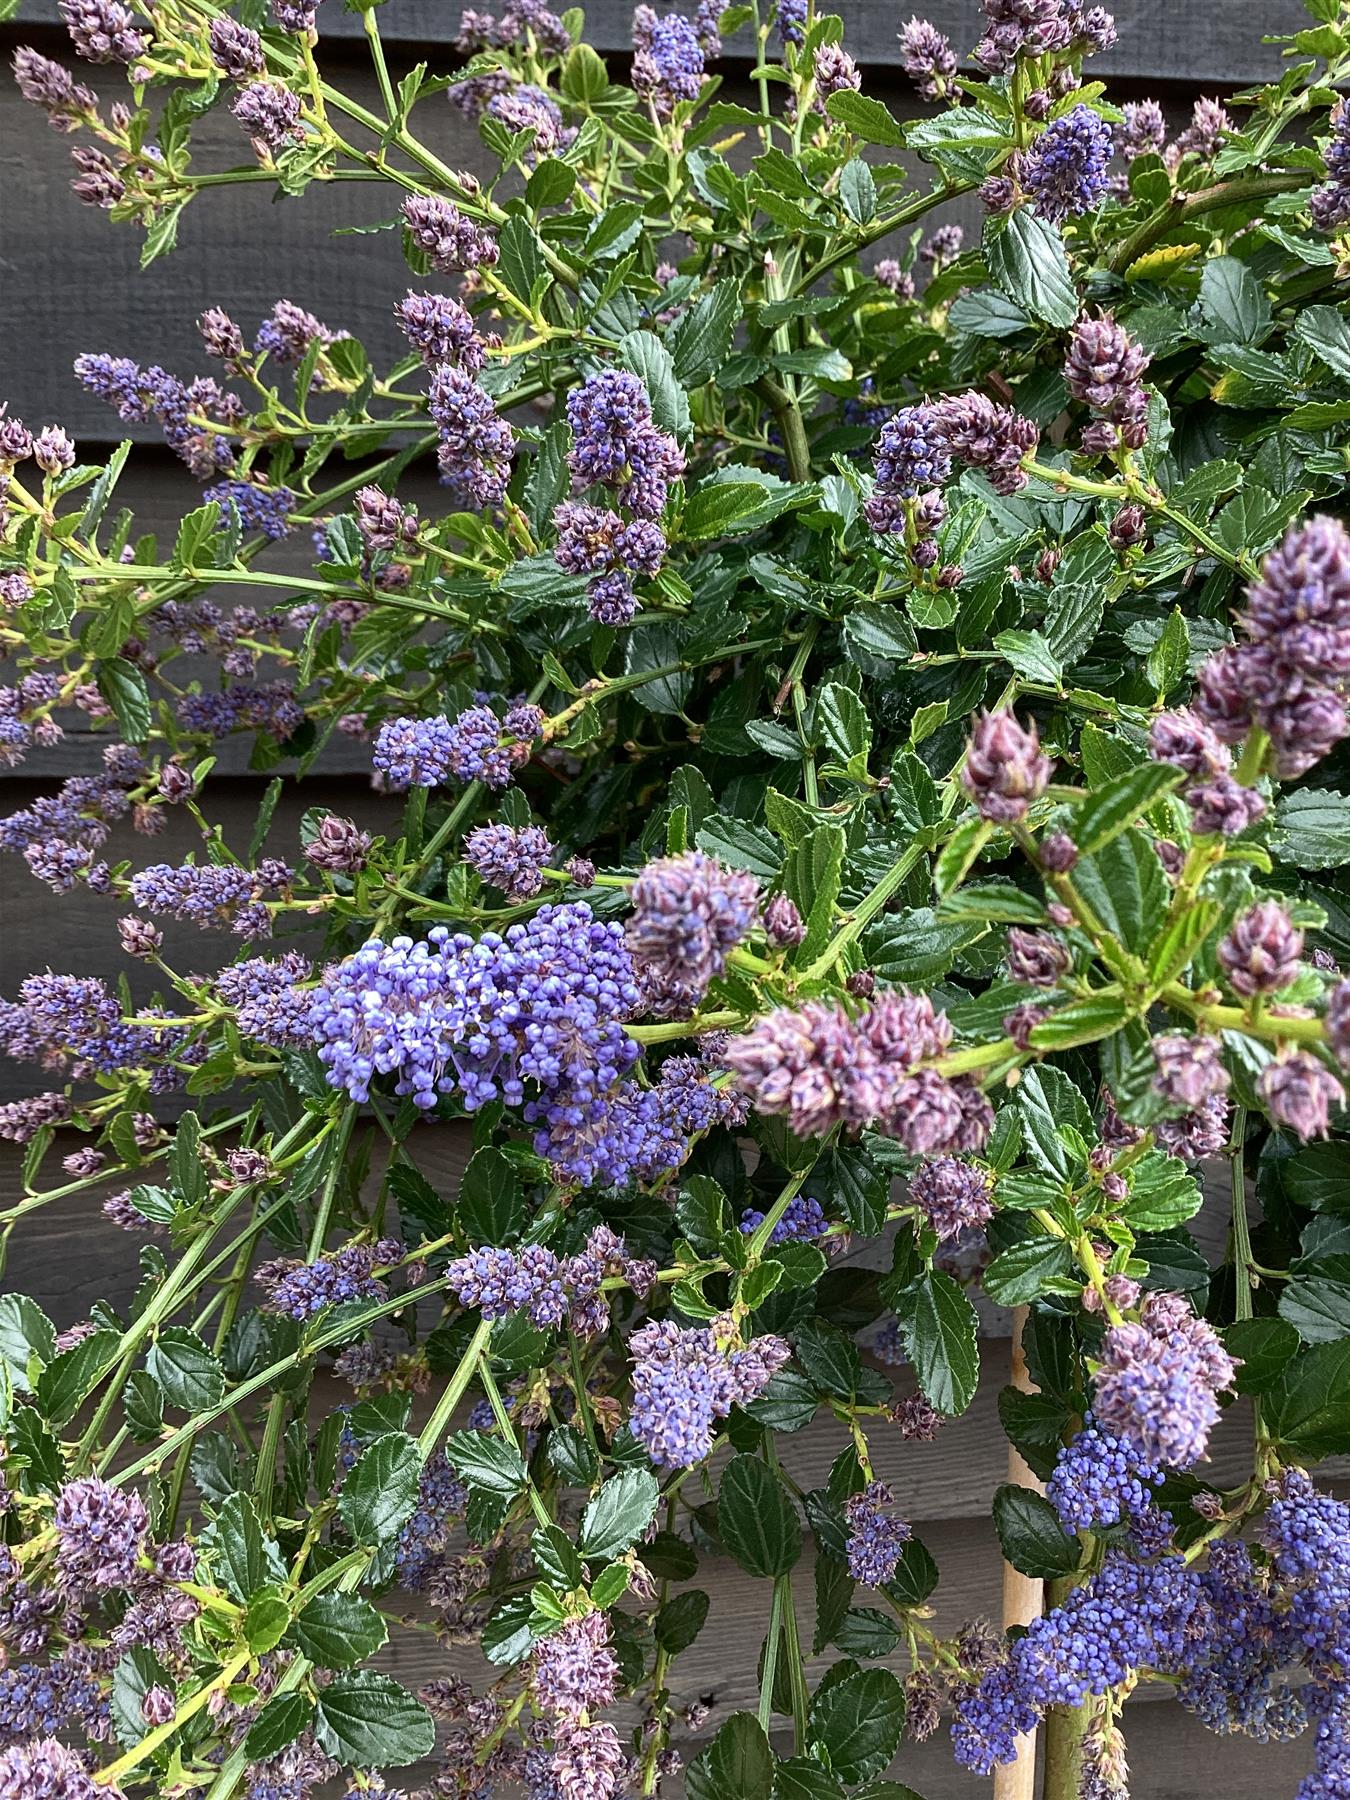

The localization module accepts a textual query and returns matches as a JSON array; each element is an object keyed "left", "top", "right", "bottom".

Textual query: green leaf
[
  {"left": 288, "top": 1592, "right": 389, "bottom": 1668},
  {"left": 1294, "top": 304, "right": 1350, "bottom": 380},
  {"left": 245, "top": 1588, "right": 293, "bottom": 1655},
  {"left": 496, "top": 214, "right": 546, "bottom": 301},
  {"left": 245, "top": 1692, "right": 315, "bottom": 1761},
  {"left": 808, "top": 1666, "right": 906, "bottom": 1785},
  {"left": 457, "top": 1146, "right": 524, "bottom": 1246},
  {"left": 686, "top": 1713, "right": 775, "bottom": 1800},
  {"left": 146, "top": 1327, "right": 225, "bottom": 1413},
  {"left": 894, "top": 1271, "right": 979, "bottom": 1416},
  {"left": 824, "top": 89, "right": 906, "bottom": 146},
  {"left": 446, "top": 1429, "right": 529, "bottom": 1500},
  {"left": 0, "top": 1295, "right": 55, "bottom": 1395},
  {"left": 35, "top": 1328, "right": 121, "bottom": 1426},
  {"left": 982, "top": 1236, "right": 1074, "bottom": 1306},
  {"left": 559, "top": 41, "right": 608, "bottom": 103},
  {"left": 1016, "top": 1065, "right": 1092, "bottom": 1179},
  {"left": 682, "top": 481, "right": 775, "bottom": 540},
  {"left": 993, "top": 1483, "right": 1080, "bottom": 1578},
  {"left": 620, "top": 329, "right": 692, "bottom": 445},
  {"left": 111, "top": 1647, "right": 170, "bottom": 1750},
  {"left": 839, "top": 157, "right": 876, "bottom": 223},
  {"left": 775, "top": 1759, "right": 848, "bottom": 1800},
  {"left": 669, "top": 279, "right": 742, "bottom": 387},
  {"left": 696, "top": 815, "right": 783, "bottom": 881},
  {"left": 786, "top": 825, "right": 846, "bottom": 964},
  {"left": 339, "top": 1432, "right": 423, "bottom": 1544},
  {"left": 1264, "top": 1339, "right": 1350, "bottom": 1458},
  {"left": 96, "top": 658, "right": 151, "bottom": 744},
  {"left": 1279, "top": 1278, "right": 1350, "bottom": 1344},
  {"left": 1073, "top": 764, "right": 1181, "bottom": 855},
  {"left": 718, "top": 1455, "right": 802, "bottom": 1577},
  {"left": 200, "top": 1491, "right": 286, "bottom": 1602},
  {"left": 985, "top": 209, "right": 1078, "bottom": 330},
  {"left": 654, "top": 1587, "right": 711, "bottom": 1654},
  {"left": 1193, "top": 256, "right": 1271, "bottom": 346},
  {"left": 580, "top": 1468, "right": 660, "bottom": 1561},
  {"left": 1272, "top": 789, "right": 1350, "bottom": 870},
  {"left": 1227, "top": 1317, "right": 1301, "bottom": 1395},
  {"left": 314, "top": 1672, "right": 435, "bottom": 1768},
  {"left": 1283, "top": 1141, "right": 1350, "bottom": 1212}
]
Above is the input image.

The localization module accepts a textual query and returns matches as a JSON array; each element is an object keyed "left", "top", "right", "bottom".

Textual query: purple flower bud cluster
[
  {"left": 208, "top": 17, "right": 265, "bottom": 78},
  {"left": 74, "top": 355, "right": 240, "bottom": 478},
  {"left": 962, "top": 709, "right": 1053, "bottom": 823},
  {"left": 259, "top": 1238, "right": 402, "bottom": 1319},
  {"left": 1092, "top": 1290, "right": 1236, "bottom": 1469},
  {"left": 486, "top": 84, "right": 570, "bottom": 157},
  {"left": 844, "top": 1480, "right": 912, "bottom": 1586},
  {"left": 724, "top": 989, "right": 993, "bottom": 1155},
  {"left": 1148, "top": 708, "right": 1265, "bottom": 838},
  {"left": 231, "top": 81, "right": 305, "bottom": 154},
  {"left": 307, "top": 903, "right": 640, "bottom": 1116},
  {"left": 552, "top": 499, "right": 667, "bottom": 625},
  {"left": 464, "top": 822, "right": 554, "bottom": 899},
  {"left": 1022, "top": 106, "right": 1114, "bottom": 223},
  {"left": 128, "top": 859, "right": 292, "bottom": 937},
  {"left": 0, "top": 1738, "right": 108, "bottom": 1800},
  {"left": 1152, "top": 1033, "right": 1230, "bottom": 1110},
  {"left": 372, "top": 702, "right": 542, "bottom": 790},
  {"left": 532, "top": 1611, "right": 619, "bottom": 1718},
  {"left": 0, "top": 971, "right": 168, "bottom": 1078},
  {"left": 254, "top": 298, "right": 343, "bottom": 365},
  {"left": 1064, "top": 314, "right": 1150, "bottom": 451},
  {"left": 54, "top": 1476, "right": 147, "bottom": 1591},
  {"left": 1120, "top": 98, "right": 1166, "bottom": 160},
  {"left": 393, "top": 1451, "right": 468, "bottom": 1589},
  {"left": 565, "top": 370, "right": 685, "bottom": 520},
  {"left": 1218, "top": 899, "right": 1303, "bottom": 999},
  {"left": 205, "top": 479, "right": 295, "bottom": 541},
  {"left": 933, "top": 391, "right": 1040, "bottom": 496},
  {"left": 632, "top": 7, "right": 705, "bottom": 118},
  {"left": 973, "top": 0, "right": 1114, "bottom": 74},
  {"left": 12, "top": 46, "right": 97, "bottom": 131},
  {"left": 1005, "top": 926, "right": 1070, "bottom": 987},
  {"left": 58, "top": 0, "right": 147, "bottom": 64},
  {"left": 909, "top": 1156, "right": 994, "bottom": 1242},
  {"left": 812, "top": 43, "right": 861, "bottom": 110},
  {"left": 394, "top": 291, "right": 486, "bottom": 370},
  {"left": 428, "top": 364, "right": 516, "bottom": 508},
  {"left": 739, "top": 1193, "right": 827, "bottom": 1244},
  {"left": 625, "top": 850, "right": 759, "bottom": 1016},
  {"left": 402, "top": 195, "right": 499, "bottom": 272},
  {"left": 1258, "top": 1051, "right": 1345, "bottom": 1142},
  {"left": 864, "top": 403, "right": 953, "bottom": 536},
  {"left": 628, "top": 1319, "right": 790, "bottom": 1467},
  {"left": 177, "top": 681, "right": 305, "bottom": 743},
  {"left": 898, "top": 17, "right": 957, "bottom": 99},
  {"left": 1312, "top": 98, "right": 1350, "bottom": 233},
  {"left": 1188, "top": 518, "right": 1350, "bottom": 780},
  {"left": 1046, "top": 1422, "right": 1162, "bottom": 1532},
  {"left": 530, "top": 1047, "right": 743, "bottom": 1191}
]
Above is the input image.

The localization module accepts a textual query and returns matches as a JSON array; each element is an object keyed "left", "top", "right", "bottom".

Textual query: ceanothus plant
[{"left": 3, "top": 0, "right": 1350, "bottom": 1795}]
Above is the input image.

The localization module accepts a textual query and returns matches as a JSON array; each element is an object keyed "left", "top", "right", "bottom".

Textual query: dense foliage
[{"left": 5, "top": 0, "right": 1350, "bottom": 1795}]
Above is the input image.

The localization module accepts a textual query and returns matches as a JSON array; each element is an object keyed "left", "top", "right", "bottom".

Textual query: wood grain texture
[
  {"left": 0, "top": 0, "right": 1303, "bottom": 432},
  {"left": 10, "top": 0, "right": 1308, "bottom": 74}
]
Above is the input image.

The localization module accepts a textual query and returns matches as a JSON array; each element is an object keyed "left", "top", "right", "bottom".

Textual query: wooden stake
[{"left": 993, "top": 1306, "right": 1044, "bottom": 1800}]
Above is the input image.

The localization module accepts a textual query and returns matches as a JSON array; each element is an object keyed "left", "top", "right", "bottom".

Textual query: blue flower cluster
[
  {"left": 739, "top": 1193, "right": 827, "bottom": 1244},
  {"left": 628, "top": 1320, "right": 790, "bottom": 1467},
  {"left": 1046, "top": 1423, "right": 1163, "bottom": 1533},
  {"left": 372, "top": 701, "right": 543, "bottom": 791},
  {"left": 260, "top": 1238, "right": 403, "bottom": 1320},
  {"left": 1023, "top": 105, "right": 1115, "bottom": 224},
  {"left": 844, "top": 1480, "right": 913, "bottom": 1586},
  {"left": 306, "top": 903, "right": 641, "bottom": 1112}
]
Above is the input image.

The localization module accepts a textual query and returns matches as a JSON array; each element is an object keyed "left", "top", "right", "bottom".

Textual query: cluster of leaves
[{"left": 4, "top": 0, "right": 1350, "bottom": 1796}]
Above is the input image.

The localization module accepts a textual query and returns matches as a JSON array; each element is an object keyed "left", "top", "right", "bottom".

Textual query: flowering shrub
[{"left": 5, "top": 0, "right": 1350, "bottom": 1794}]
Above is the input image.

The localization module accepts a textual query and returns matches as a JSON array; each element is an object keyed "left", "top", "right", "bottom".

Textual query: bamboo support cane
[{"left": 993, "top": 1306, "right": 1043, "bottom": 1800}]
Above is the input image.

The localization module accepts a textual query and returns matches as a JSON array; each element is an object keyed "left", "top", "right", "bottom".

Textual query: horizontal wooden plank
[
  {"left": 10, "top": 0, "right": 1307, "bottom": 78},
  {"left": 0, "top": 0, "right": 1302, "bottom": 434}
]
